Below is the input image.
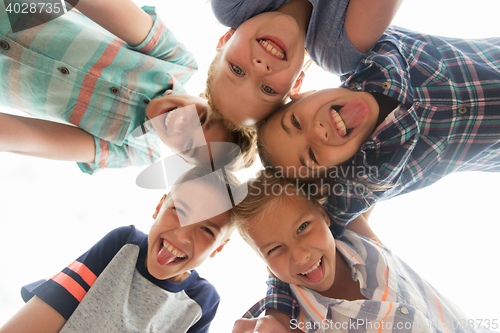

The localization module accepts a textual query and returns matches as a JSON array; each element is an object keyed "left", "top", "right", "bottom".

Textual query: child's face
[
  {"left": 245, "top": 195, "right": 337, "bottom": 293},
  {"left": 146, "top": 94, "right": 229, "bottom": 163},
  {"left": 212, "top": 12, "right": 306, "bottom": 126},
  {"left": 262, "top": 88, "right": 380, "bottom": 170},
  {"left": 147, "top": 180, "right": 231, "bottom": 282}
]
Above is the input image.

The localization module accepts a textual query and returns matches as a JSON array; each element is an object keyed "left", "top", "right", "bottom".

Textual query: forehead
[
  {"left": 170, "top": 178, "right": 233, "bottom": 226},
  {"left": 246, "top": 194, "right": 312, "bottom": 238}
]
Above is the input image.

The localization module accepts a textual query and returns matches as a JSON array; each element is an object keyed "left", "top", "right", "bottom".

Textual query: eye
[
  {"left": 262, "top": 85, "right": 276, "bottom": 94},
  {"left": 267, "top": 245, "right": 281, "bottom": 255},
  {"left": 172, "top": 206, "right": 186, "bottom": 217},
  {"left": 185, "top": 139, "right": 193, "bottom": 152},
  {"left": 308, "top": 148, "right": 318, "bottom": 164},
  {"left": 202, "top": 226, "right": 215, "bottom": 238},
  {"left": 199, "top": 111, "right": 207, "bottom": 126},
  {"left": 291, "top": 114, "right": 301, "bottom": 130},
  {"left": 230, "top": 64, "right": 245, "bottom": 76},
  {"left": 297, "top": 222, "right": 309, "bottom": 234}
]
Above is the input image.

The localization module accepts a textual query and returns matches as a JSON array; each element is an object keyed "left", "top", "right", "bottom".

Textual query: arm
[
  {"left": 0, "top": 296, "right": 66, "bottom": 333},
  {"left": 232, "top": 308, "right": 301, "bottom": 333},
  {"left": 345, "top": 0, "right": 403, "bottom": 53},
  {"left": 74, "top": 0, "right": 154, "bottom": 46},
  {"left": 346, "top": 206, "right": 382, "bottom": 244},
  {"left": 0, "top": 113, "right": 95, "bottom": 163}
]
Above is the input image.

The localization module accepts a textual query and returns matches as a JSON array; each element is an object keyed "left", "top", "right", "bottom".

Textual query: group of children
[{"left": 1, "top": 0, "right": 499, "bottom": 332}]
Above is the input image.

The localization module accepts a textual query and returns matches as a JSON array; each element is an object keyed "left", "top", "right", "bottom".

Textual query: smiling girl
[{"left": 206, "top": 0, "right": 402, "bottom": 126}]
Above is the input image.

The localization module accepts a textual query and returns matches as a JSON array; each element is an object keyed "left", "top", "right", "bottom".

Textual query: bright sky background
[{"left": 1, "top": 0, "right": 499, "bottom": 332}]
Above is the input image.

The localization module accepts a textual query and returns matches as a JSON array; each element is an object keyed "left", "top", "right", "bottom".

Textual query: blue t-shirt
[
  {"left": 211, "top": 0, "right": 364, "bottom": 74},
  {"left": 22, "top": 226, "right": 219, "bottom": 333}
]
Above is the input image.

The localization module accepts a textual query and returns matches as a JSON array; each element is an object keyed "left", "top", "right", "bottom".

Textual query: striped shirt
[
  {"left": 22, "top": 226, "right": 219, "bottom": 333},
  {"left": 326, "top": 27, "right": 500, "bottom": 235},
  {"left": 244, "top": 230, "right": 497, "bottom": 333},
  {"left": 0, "top": 4, "right": 196, "bottom": 174}
]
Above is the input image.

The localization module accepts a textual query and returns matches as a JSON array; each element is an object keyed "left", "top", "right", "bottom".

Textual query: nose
[
  {"left": 290, "top": 245, "right": 310, "bottom": 265},
  {"left": 252, "top": 57, "right": 272, "bottom": 75},
  {"left": 309, "top": 120, "right": 328, "bottom": 142},
  {"left": 174, "top": 227, "right": 192, "bottom": 244}
]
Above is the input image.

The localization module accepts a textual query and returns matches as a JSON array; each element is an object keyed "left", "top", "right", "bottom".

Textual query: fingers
[{"left": 232, "top": 317, "right": 289, "bottom": 333}]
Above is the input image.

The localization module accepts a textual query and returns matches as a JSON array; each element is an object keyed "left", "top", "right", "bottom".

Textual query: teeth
[
  {"left": 330, "top": 109, "right": 347, "bottom": 136},
  {"left": 259, "top": 40, "right": 285, "bottom": 60},
  {"left": 162, "top": 239, "right": 186, "bottom": 258},
  {"left": 164, "top": 108, "right": 177, "bottom": 128},
  {"left": 300, "top": 258, "right": 321, "bottom": 276}
]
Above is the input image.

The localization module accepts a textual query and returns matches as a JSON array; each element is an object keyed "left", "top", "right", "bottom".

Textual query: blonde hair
[
  {"left": 204, "top": 52, "right": 257, "bottom": 169},
  {"left": 233, "top": 168, "right": 328, "bottom": 242}
]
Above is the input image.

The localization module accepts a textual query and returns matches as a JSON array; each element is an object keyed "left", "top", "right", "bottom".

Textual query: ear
[
  {"left": 290, "top": 71, "right": 305, "bottom": 97},
  {"left": 152, "top": 194, "right": 167, "bottom": 219},
  {"left": 209, "top": 238, "right": 230, "bottom": 258},
  {"left": 216, "top": 29, "right": 235, "bottom": 51},
  {"left": 199, "top": 92, "right": 208, "bottom": 100},
  {"left": 290, "top": 89, "right": 316, "bottom": 101},
  {"left": 314, "top": 200, "right": 330, "bottom": 227}
]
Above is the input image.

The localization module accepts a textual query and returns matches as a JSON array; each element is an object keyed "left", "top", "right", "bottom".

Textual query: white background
[{"left": 1, "top": 0, "right": 499, "bottom": 331}]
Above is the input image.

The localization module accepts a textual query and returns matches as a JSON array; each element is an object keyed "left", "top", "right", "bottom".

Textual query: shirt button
[
  {"left": 382, "top": 82, "right": 391, "bottom": 90},
  {"left": 143, "top": 99, "right": 150, "bottom": 104},
  {"left": 458, "top": 107, "right": 467, "bottom": 114},
  {"left": 400, "top": 307, "right": 409, "bottom": 315},
  {"left": 110, "top": 87, "right": 119, "bottom": 94},
  {"left": 59, "top": 67, "right": 69, "bottom": 75},
  {"left": 0, "top": 40, "right": 10, "bottom": 50}
]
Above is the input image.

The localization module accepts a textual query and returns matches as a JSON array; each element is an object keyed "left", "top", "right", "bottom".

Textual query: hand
[{"left": 232, "top": 316, "right": 290, "bottom": 333}]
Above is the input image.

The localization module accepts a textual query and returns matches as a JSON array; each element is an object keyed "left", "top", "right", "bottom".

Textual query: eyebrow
[
  {"left": 205, "top": 220, "right": 222, "bottom": 233},
  {"left": 280, "top": 110, "right": 290, "bottom": 135},
  {"left": 174, "top": 198, "right": 191, "bottom": 214},
  {"left": 259, "top": 212, "right": 307, "bottom": 252},
  {"left": 280, "top": 112, "right": 311, "bottom": 169}
]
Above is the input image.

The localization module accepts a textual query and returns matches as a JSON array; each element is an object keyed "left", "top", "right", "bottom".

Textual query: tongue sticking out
[
  {"left": 305, "top": 265, "right": 324, "bottom": 283},
  {"left": 157, "top": 246, "right": 178, "bottom": 265},
  {"left": 338, "top": 99, "right": 369, "bottom": 130}
]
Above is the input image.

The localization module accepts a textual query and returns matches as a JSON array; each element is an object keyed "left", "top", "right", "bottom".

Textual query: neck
[
  {"left": 276, "top": 0, "right": 312, "bottom": 37},
  {"left": 320, "top": 251, "right": 367, "bottom": 301},
  {"left": 370, "top": 92, "right": 400, "bottom": 130}
]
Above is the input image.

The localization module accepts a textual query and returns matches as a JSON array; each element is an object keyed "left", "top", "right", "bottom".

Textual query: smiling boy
[
  {"left": 0, "top": 167, "right": 238, "bottom": 333},
  {"left": 232, "top": 172, "right": 494, "bottom": 333},
  {"left": 256, "top": 26, "right": 500, "bottom": 236}
]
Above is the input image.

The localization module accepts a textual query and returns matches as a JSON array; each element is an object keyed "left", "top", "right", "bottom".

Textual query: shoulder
[
  {"left": 183, "top": 270, "right": 220, "bottom": 309},
  {"left": 211, "top": 0, "right": 288, "bottom": 28}
]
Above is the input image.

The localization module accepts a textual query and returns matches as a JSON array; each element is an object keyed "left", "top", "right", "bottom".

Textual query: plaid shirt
[
  {"left": 0, "top": 4, "right": 196, "bottom": 174},
  {"left": 245, "top": 231, "right": 497, "bottom": 333},
  {"left": 327, "top": 26, "right": 500, "bottom": 235}
]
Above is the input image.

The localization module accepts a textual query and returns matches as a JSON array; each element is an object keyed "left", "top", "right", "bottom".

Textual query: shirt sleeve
[
  {"left": 242, "top": 276, "right": 299, "bottom": 320},
  {"left": 128, "top": 7, "right": 197, "bottom": 76},
  {"left": 77, "top": 133, "right": 160, "bottom": 175},
  {"left": 211, "top": 0, "right": 289, "bottom": 29},
  {"left": 185, "top": 273, "right": 220, "bottom": 333},
  {"left": 324, "top": 186, "right": 378, "bottom": 237},
  {"left": 21, "top": 226, "right": 138, "bottom": 320}
]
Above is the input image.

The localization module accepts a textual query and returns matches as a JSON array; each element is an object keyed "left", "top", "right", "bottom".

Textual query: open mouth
[
  {"left": 163, "top": 107, "right": 178, "bottom": 130},
  {"left": 258, "top": 38, "right": 286, "bottom": 60},
  {"left": 330, "top": 106, "right": 353, "bottom": 137},
  {"left": 298, "top": 257, "right": 324, "bottom": 283},
  {"left": 157, "top": 238, "right": 188, "bottom": 265}
]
